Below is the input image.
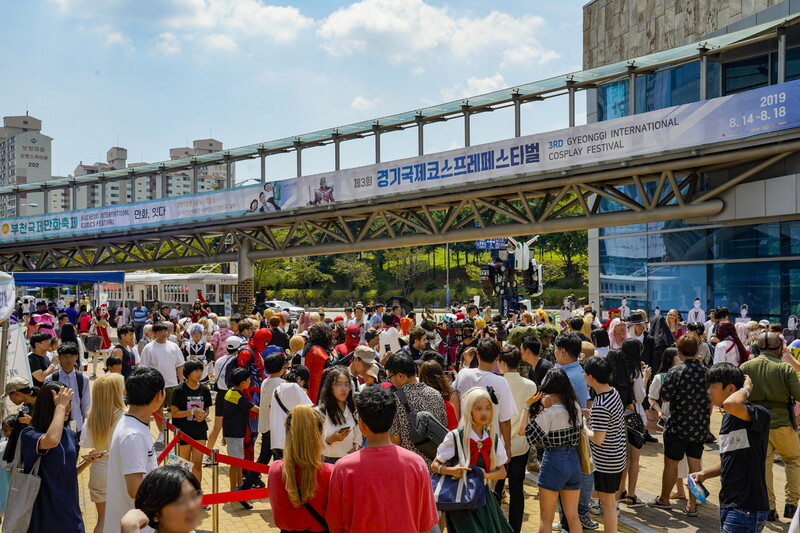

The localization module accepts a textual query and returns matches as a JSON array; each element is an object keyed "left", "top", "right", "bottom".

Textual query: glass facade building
[{"left": 592, "top": 23, "right": 800, "bottom": 323}]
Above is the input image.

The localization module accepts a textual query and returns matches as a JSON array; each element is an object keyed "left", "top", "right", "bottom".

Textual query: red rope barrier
[
  {"left": 201, "top": 488, "right": 269, "bottom": 505},
  {"left": 157, "top": 432, "right": 182, "bottom": 464}
]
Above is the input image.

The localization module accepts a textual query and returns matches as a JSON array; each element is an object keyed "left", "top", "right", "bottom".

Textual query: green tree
[
  {"left": 385, "top": 248, "right": 430, "bottom": 295},
  {"left": 254, "top": 258, "right": 291, "bottom": 290},
  {"left": 544, "top": 230, "right": 588, "bottom": 278},
  {"left": 464, "top": 264, "right": 482, "bottom": 282},
  {"left": 331, "top": 254, "right": 375, "bottom": 296},
  {"left": 287, "top": 258, "right": 334, "bottom": 289}
]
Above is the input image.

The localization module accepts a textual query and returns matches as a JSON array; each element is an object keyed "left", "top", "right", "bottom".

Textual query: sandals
[
  {"left": 646, "top": 498, "right": 672, "bottom": 510},
  {"left": 624, "top": 495, "right": 645, "bottom": 507},
  {"left": 683, "top": 504, "right": 698, "bottom": 517}
]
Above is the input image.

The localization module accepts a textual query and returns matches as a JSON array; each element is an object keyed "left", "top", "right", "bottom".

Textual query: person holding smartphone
[
  {"left": 691, "top": 363, "right": 770, "bottom": 531},
  {"left": 378, "top": 313, "right": 401, "bottom": 359},
  {"left": 317, "top": 367, "right": 361, "bottom": 464}
]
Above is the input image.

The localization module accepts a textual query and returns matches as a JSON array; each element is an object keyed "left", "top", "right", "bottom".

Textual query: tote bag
[
  {"left": 2, "top": 439, "right": 42, "bottom": 533},
  {"left": 430, "top": 429, "right": 487, "bottom": 512}
]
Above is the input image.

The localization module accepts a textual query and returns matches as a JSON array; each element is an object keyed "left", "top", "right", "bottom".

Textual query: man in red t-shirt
[{"left": 327, "top": 387, "right": 438, "bottom": 533}]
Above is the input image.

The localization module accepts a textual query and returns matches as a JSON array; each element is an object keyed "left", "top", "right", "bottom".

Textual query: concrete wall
[{"left": 582, "top": 0, "right": 800, "bottom": 69}]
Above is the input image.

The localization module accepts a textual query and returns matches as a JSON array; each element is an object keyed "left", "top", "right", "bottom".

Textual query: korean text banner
[{"left": 2, "top": 80, "right": 799, "bottom": 244}]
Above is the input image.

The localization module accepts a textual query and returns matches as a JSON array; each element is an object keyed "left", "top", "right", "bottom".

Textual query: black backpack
[{"left": 396, "top": 388, "right": 448, "bottom": 460}]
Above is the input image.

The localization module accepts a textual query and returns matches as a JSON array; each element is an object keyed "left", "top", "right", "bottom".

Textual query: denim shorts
[
  {"left": 538, "top": 446, "right": 582, "bottom": 492},
  {"left": 720, "top": 508, "right": 769, "bottom": 533}
]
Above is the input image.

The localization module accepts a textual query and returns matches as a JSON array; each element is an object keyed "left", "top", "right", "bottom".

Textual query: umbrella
[{"left": 384, "top": 295, "right": 413, "bottom": 315}]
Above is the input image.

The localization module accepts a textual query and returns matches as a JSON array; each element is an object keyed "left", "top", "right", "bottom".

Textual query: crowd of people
[{"left": 4, "top": 296, "right": 800, "bottom": 533}]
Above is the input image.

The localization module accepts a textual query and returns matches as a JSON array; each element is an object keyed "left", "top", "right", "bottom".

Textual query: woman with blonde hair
[
  {"left": 267, "top": 405, "right": 333, "bottom": 533},
  {"left": 80, "top": 373, "right": 126, "bottom": 533},
  {"left": 431, "top": 387, "right": 511, "bottom": 533}
]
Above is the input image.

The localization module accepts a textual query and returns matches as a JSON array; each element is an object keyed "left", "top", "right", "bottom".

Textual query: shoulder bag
[
  {"left": 2, "top": 435, "right": 42, "bottom": 533},
  {"left": 430, "top": 429, "right": 487, "bottom": 512}
]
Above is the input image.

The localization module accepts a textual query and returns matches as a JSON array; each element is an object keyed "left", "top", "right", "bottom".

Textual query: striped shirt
[{"left": 588, "top": 388, "right": 626, "bottom": 473}]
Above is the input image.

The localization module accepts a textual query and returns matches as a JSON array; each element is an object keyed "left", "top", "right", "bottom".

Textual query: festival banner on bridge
[{"left": 2, "top": 79, "right": 799, "bottom": 244}]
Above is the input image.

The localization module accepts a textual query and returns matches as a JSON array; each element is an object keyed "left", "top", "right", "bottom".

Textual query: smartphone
[
  {"left": 657, "top": 417, "right": 667, "bottom": 428},
  {"left": 82, "top": 450, "right": 108, "bottom": 460},
  {"left": 339, "top": 426, "right": 351, "bottom": 432},
  {"left": 384, "top": 344, "right": 391, "bottom": 352}
]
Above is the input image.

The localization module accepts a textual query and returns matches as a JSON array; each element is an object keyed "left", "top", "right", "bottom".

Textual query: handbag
[
  {"left": 644, "top": 409, "right": 664, "bottom": 433},
  {"left": 577, "top": 428, "right": 593, "bottom": 474},
  {"left": 623, "top": 410, "right": 645, "bottom": 449},
  {"left": 2, "top": 437, "right": 42, "bottom": 533},
  {"left": 430, "top": 429, "right": 487, "bottom": 512},
  {"left": 396, "top": 389, "right": 448, "bottom": 461}
]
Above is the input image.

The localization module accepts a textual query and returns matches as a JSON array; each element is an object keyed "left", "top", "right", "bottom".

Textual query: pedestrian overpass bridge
[{"left": 1, "top": 16, "right": 799, "bottom": 275}]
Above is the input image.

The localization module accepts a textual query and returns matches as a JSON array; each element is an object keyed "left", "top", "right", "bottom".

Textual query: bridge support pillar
[{"left": 237, "top": 241, "right": 255, "bottom": 315}]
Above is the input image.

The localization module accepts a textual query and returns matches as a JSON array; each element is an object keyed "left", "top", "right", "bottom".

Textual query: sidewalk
[{"left": 77, "top": 402, "right": 792, "bottom": 533}]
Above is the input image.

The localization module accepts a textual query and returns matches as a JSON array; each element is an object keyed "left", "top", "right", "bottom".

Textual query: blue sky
[{"left": 2, "top": 0, "right": 587, "bottom": 181}]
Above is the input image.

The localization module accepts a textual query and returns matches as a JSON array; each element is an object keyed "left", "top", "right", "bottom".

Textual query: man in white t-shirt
[
  {"left": 378, "top": 313, "right": 401, "bottom": 358},
  {"left": 139, "top": 322, "right": 184, "bottom": 434},
  {"left": 452, "top": 338, "right": 518, "bottom": 463},
  {"left": 269, "top": 365, "right": 312, "bottom": 459},
  {"left": 104, "top": 367, "right": 165, "bottom": 533}
]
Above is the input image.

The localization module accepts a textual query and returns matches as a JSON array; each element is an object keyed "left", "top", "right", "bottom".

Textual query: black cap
[
  {"left": 294, "top": 365, "right": 310, "bottom": 387},
  {"left": 365, "top": 330, "right": 379, "bottom": 342}
]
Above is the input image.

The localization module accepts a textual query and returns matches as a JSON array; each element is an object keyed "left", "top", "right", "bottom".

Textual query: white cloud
[
  {"left": 350, "top": 96, "right": 380, "bottom": 111},
  {"left": 412, "top": 67, "right": 426, "bottom": 75},
  {"left": 501, "top": 44, "right": 560, "bottom": 68},
  {"left": 156, "top": 32, "right": 181, "bottom": 55},
  {"left": 318, "top": 0, "right": 557, "bottom": 67},
  {"left": 163, "top": 0, "right": 314, "bottom": 49},
  {"left": 441, "top": 73, "right": 506, "bottom": 101}
]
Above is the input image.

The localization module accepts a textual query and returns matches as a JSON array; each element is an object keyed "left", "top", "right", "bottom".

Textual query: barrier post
[
  {"left": 174, "top": 429, "right": 181, "bottom": 458},
  {"left": 162, "top": 410, "right": 170, "bottom": 451},
  {"left": 211, "top": 448, "right": 219, "bottom": 533}
]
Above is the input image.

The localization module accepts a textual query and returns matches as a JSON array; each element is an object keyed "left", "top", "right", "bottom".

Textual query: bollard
[
  {"left": 212, "top": 448, "right": 219, "bottom": 533},
  {"left": 162, "top": 410, "right": 170, "bottom": 451}
]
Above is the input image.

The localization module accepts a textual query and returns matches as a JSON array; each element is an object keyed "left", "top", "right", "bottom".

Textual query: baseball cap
[
  {"left": 226, "top": 336, "right": 244, "bottom": 352},
  {"left": 353, "top": 345, "right": 377, "bottom": 364},
  {"left": 759, "top": 319, "right": 770, "bottom": 328},
  {"left": 3, "top": 377, "right": 31, "bottom": 398},
  {"left": 293, "top": 365, "right": 311, "bottom": 387}
]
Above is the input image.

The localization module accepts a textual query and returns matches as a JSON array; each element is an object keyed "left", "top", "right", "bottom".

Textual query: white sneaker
[
  {"left": 589, "top": 499, "right": 602, "bottom": 516},
  {"left": 551, "top": 521, "right": 561, "bottom": 531}
]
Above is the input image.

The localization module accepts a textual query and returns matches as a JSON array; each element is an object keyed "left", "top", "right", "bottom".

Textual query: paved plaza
[{"left": 75, "top": 403, "right": 793, "bottom": 533}]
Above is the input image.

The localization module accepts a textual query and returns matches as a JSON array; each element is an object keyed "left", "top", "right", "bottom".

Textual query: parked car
[{"left": 264, "top": 300, "right": 306, "bottom": 319}]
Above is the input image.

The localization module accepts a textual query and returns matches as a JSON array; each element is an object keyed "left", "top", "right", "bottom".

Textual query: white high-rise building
[
  {"left": 0, "top": 115, "right": 53, "bottom": 217},
  {"left": 72, "top": 139, "right": 231, "bottom": 210}
]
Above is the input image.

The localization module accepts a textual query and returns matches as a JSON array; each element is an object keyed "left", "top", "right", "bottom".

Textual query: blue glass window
[
  {"left": 647, "top": 264, "right": 707, "bottom": 314},
  {"left": 597, "top": 80, "right": 629, "bottom": 121},
  {"left": 770, "top": 47, "right": 800, "bottom": 84},
  {"left": 635, "top": 62, "right": 700, "bottom": 114},
  {"left": 710, "top": 262, "right": 780, "bottom": 320},
  {"left": 709, "top": 223, "right": 780, "bottom": 260},
  {"left": 723, "top": 55, "right": 769, "bottom": 95},
  {"left": 599, "top": 235, "right": 648, "bottom": 277}
]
